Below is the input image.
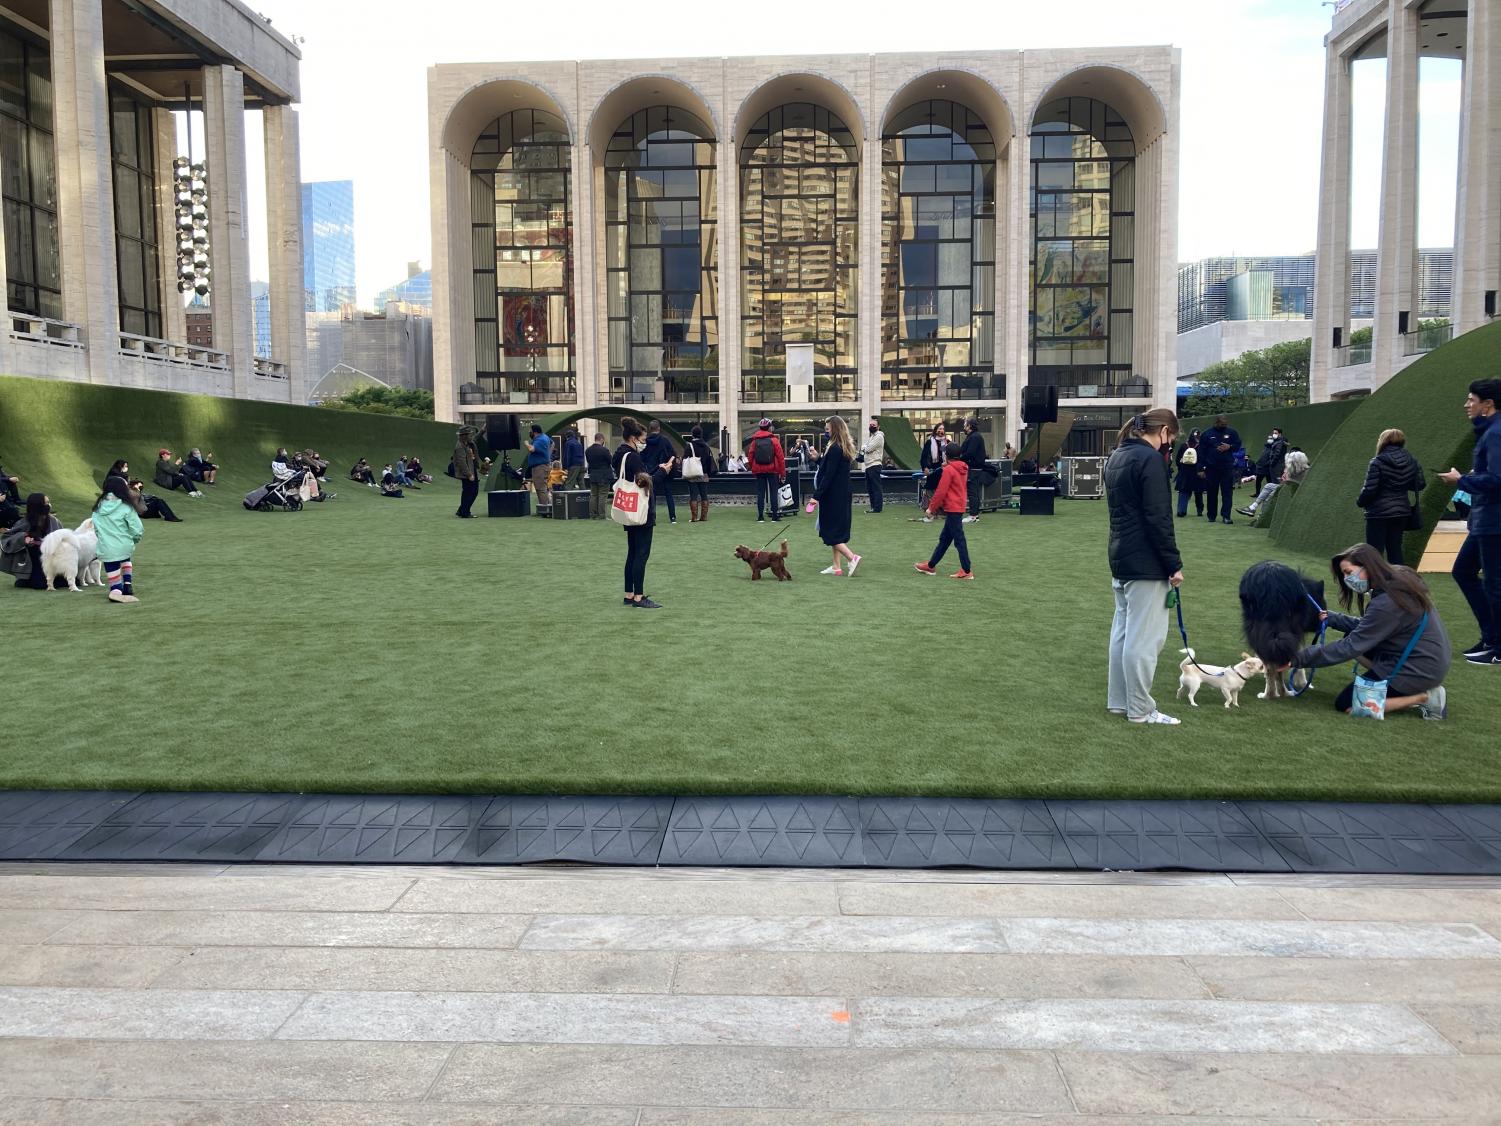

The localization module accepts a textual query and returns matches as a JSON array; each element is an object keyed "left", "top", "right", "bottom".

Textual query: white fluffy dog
[
  {"left": 39, "top": 518, "right": 100, "bottom": 592},
  {"left": 1176, "top": 648, "right": 1267, "bottom": 709}
]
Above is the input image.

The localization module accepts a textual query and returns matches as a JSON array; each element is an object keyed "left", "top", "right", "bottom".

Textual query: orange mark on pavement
[{"left": 830, "top": 1010, "right": 851, "bottom": 1023}]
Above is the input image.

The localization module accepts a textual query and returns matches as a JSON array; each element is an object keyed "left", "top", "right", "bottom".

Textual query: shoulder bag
[
  {"left": 681, "top": 442, "right": 707, "bottom": 482},
  {"left": 1406, "top": 489, "right": 1423, "bottom": 531},
  {"left": 1350, "top": 612, "right": 1428, "bottom": 720},
  {"left": 611, "top": 451, "right": 649, "bottom": 527}
]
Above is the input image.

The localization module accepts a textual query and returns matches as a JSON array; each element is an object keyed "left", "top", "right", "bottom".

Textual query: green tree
[
  {"left": 1183, "top": 337, "right": 1310, "bottom": 418},
  {"left": 319, "top": 385, "right": 435, "bottom": 421}
]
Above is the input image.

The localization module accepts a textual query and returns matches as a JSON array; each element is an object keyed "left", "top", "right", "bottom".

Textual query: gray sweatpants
[{"left": 1108, "top": 578, "right": 1172, "bottom": 720}]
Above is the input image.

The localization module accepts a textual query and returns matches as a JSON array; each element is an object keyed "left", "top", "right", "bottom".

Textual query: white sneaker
[
  {"left": 921, "top": 515, "right": 934, "bottom": 523},
  {"left": 962, "top": 515, "right": 978, "bottom": 524},
  {"left": 1419, "top": 685, "right": 1447, "bottom": 721},
  {"left": 846, "top": 554, "right": 861, "bottom": 577},
  {"left": 1128, "top": 710, "right": 1181, "bottom": 725},
  {"left": 819, "top": 565, "right": 843, "bottom": 575},
  {"left": 190, "top": 491, "right": 203, "bottom": 497}
]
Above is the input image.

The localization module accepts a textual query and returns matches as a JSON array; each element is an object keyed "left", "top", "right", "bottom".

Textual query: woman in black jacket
[
  {"left": 613, "top": 416, "right": 660, "bottom": 609},
  {"left": 1, "top": 493, "right": 62, "bottom": 588},
  {"left": 1104, "top": 408, "right": 1184, "bottom": 725},
  {"left": 1357, "top": 429, "right": 1426, "bottom": 565},
  {"left": 684, "top": 425, "right": 716, "bottom": 523},
  {"left": 810, "top": 416, "right": 860, "bottom": 576},
  {"left": 1174, "top": 429, "right": 1203, "bottom": 518}
]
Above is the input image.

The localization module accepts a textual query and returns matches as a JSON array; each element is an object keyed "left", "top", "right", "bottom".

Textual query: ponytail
[{"left": 1116, "top": 407, "right": 1179, "bottom": 447}]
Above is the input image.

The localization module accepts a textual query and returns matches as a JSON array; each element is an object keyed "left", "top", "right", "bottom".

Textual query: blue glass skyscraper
[{"left": 302, "top": 180, "right": 356, "bottom": 312}]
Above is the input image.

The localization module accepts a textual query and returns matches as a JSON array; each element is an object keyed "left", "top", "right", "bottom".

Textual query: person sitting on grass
[
  {"left": 183, "top": 448, "right": 217, "bottom": 486},
  {"left": 350, "top": 458, "right": 376, "bottom": 486},
  {"left": 105, "top": 461, "right": 180, "bottom": 522},
  {"left": 1, "top": 493, "right": 61, "bottom": 589},
  {"left": 155, "top": 449, "right": 201, "bottom": 497},
  {"left": 0, "top": 459, "right": 21, "bottom": 504},
  {"left": 914, "top": 440, "right": 974, "bottom": 580},
  {"left": 407, "top": 456, "right": 432, "bottom": 484},
  {"left": 93, "top": 477, "right": 144, "bottom": 604},
  {"left": 1285, "top": 543, "right": 1451, "bottom": 720},
  {"left": 379, "top": 465, "right": 405, "bottom": 498}
]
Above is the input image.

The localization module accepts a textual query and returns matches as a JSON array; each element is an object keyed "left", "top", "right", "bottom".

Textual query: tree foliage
[
  {"left": 1182, "top": 338, "right": 1310, "bottom": 418},
  {"left": 319, "top": 385, "right": 435, "bottom": 421}
]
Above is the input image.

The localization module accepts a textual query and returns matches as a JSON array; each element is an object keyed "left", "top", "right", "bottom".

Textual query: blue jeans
[
  {"left": 928, "top": 512, "right": 971, "bottom": 571},
  {"left": 1453, "top": 532, "right": 1501, "bottom": 647}
]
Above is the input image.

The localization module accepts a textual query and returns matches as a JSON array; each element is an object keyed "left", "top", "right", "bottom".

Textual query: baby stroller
[{"left": 243, "top": 478, "right": 303, "bottom": 511}]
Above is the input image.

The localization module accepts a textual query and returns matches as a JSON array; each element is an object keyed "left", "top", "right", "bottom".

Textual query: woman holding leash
[
  {"left": 1286, "top": 544, "right": 1450, "bottom": 719},
  {"left": 1104, "top": 408, "right": 1185, "bottom": 726},
  {"left": 808, "top": 415, "right": 861, "bottom": 577},
  {"left": 613, "top": 416, "right": 660, "bottom": 609}
]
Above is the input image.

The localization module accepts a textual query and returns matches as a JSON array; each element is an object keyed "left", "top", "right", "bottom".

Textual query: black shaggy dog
[{"left": 1239, "top": 560, "right": 1327, "bottom": 699}]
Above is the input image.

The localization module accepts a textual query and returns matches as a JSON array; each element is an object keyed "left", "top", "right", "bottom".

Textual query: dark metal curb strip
[{"left": 2, "top": 790, "right": 1501, "bottom": 874}]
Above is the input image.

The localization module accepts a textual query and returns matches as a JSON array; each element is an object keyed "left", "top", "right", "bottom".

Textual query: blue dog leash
[
  {"left": 1283, "top": 591, "right": 1327, "bottom": 697},
  {"left": 1171, "top": 588, "right": 1224, "bottom": 678}
]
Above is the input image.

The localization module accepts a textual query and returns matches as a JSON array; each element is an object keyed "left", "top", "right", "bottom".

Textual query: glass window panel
[
  {"left": 4, "top": 198, "right": 33, "bottom": 284},
  {"left": 0, "top": 34, "right": 23, "bottom": 119},
  {"left": 118, "top": 238, "right": 144, "bottom": 307},
  {"left": 900, "top": 163, "right": 936, "bottom": 193},
  {"left": 608, "top": 270, "right": 627, "bottom": 316},
  {"left": 900, "top": 242, "right": 936, "bottom": 287},
  {"left": 1074, "top": 241, "right": 1108, "bottom": 284},
  {"left": 1076, "top": 160, "right": 1109, "bottom": 189},
  {"left": 113, "top": 165, "right": 141, "bottom": 238},
  {"left": 1035, "top": 240, "right": 1072, "bottom": 285},
  {"left": 27, "top": 128, "right": 54, "bottom": 209},
  {"left": 608, "top": 319, "right": 628, "bottom": 369},
  {"left": 935, "top": 163, "right": 970, "bottom": 193},
  {"left": 938, "top": 242, "right": 968, "bottom": 287},
  {"left": 972, "top": 264, "right": 994, "bottom": 311},
  {"left": 663, "top": 168, "right": 698, "bottom": 197},
  {"left": 1, "top": 115, "right": 28, "bottom": 199},
  {"left": 532, "top": 255, "right": 564, "bottom": 288},
  {"left": 630, "top": 248, "right": 661, "bottom": 288},
  {"left": 1036, "top": 162, "right": 1072, "bottom": 189},
  {"left": 663, "top": 246, "right": 697, "bottom": 291}
]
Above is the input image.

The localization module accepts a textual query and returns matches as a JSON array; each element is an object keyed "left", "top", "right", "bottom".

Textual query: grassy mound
[
  {"left": 0, "top": 375, "right": 459, "bottom": 509},
  {"left": 1270, "top": 320, "right": 1500, "bottom": 560},
  {"left": 1180, "top": 399, "right": 1359, "bottom": 463}
]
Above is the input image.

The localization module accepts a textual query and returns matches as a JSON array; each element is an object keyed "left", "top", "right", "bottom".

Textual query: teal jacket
[{"left": 93, "top": 495, "right": 143, "bottom": 561}]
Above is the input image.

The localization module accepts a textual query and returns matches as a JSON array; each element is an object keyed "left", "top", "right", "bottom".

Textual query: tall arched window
[
  {"left": 741, "top": 102, "right": 857, "bottom": 403},
  {"left": 1029, "top": 97, "right": 1136, "bottom": 399},
  {"left": 604, "top": 106, "right": 717, "bottom": 404},
  {"left": 469, "top": 108, "right": 574, "bottom": 405},
  {"left": 881, "top": 99, "right": 996, "bottom": 400}
]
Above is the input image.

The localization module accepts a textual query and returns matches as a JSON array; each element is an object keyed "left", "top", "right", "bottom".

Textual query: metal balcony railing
[
  {"left": 881, "top": 374, "right": 1008, "bottom": 401},
  {"left": 602, "top": 375, "right": 720, "bottom": 405},
  {"left": 459, "top": 378, "right": 577, "bottom": 406},
  {"left": 1334, "top": 342, "right": 1373, "bottom": 368}
]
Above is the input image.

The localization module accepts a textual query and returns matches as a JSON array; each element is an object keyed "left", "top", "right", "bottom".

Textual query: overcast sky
[{"left": 229, "top": 0, "right": 1462, "bottom": 306}]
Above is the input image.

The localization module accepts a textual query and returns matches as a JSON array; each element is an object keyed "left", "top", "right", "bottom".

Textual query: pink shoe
[
  {"left": 847, "top": 554, "right": 862, "bottom": 577},
  {"left": 914, "top": 562, "right": 937, "bottom": 575}
]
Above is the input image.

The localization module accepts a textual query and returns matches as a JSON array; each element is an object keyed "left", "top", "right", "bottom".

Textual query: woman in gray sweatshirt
[{"left": 1291, "top": 543, "right": 1452, "bottom": 720}]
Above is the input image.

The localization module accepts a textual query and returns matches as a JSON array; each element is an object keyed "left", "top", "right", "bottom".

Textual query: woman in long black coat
[
  {"left": 811, "top": 416, "right": 861, "bottom": 576},
  {"left": 1174, "top": 428, "right": 1204, "bottom": 518}
]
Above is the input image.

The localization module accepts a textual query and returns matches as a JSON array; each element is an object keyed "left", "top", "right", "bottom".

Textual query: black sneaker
[
  {"left": 1221, "top": 517, "right": 1233, "bottom": 525},
  {"left": 1464, "top": 649, "right": 1499, "bottom": 665},
  {"left": 634, "top": 597, "right": 663, "bottom": 609},
  {"left": 1462, "top": 640, "right": 1494, "bottom": 657}
]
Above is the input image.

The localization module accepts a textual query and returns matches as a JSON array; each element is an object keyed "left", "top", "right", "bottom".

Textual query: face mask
[
  {"left": 869, "top": 426, "right": 878, "bottom": 434},
  {"left": 1344, "top": 571, "right": 1369, "bottom": 595}
]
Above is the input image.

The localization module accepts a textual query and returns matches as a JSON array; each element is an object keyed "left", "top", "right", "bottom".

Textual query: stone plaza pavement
[{"left": 0, "top": 863, "right": 1499, "bottom": 1123}]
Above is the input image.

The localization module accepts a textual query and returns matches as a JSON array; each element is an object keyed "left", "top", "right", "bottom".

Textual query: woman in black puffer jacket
[{"left": 1357, "top": 428, "right": 1426, "bottom": 565}]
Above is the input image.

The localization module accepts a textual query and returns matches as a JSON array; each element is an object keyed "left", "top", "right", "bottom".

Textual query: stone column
[
  {"left": 49, "top": 0, "right": 119, "bottom": 384},
  {"left": 1373, "top": 0, "right": 1421, "bottom": 381},
  {"left": 430, "top": 148, "right": 472, "bottom": 425},
  {"left": 1132, "top": 141, "right": 1159, "bottom": 397},
  {"left": 1311, "top": 40, "right": 1354, "bottom": 403},
  {"left": 202, "top": 65, "right": 254, "bottom": 398},
  {"left": 263, "top": 104, "right": 307, "bottom": 401},
  {"left": 858, "top": 135, "right": 882, "bottom": 424},
  {"left": 570, "top": 139, "right": 594, "bottom": 410},
  {"left": 1135, "top": 131, "right": 1179, "bottom": 413},
  {"left": 717, "top": 136, "right": 741, "bottom": 450},
  {"left": 1003, "top": 133, "right": 1031, "bottom": 450},
  {"left": 152, "top": 107, "right": 186, "bottom": 344},
  {"left": 1453, "top": 0, "right": 1501, "bottom": 333}
]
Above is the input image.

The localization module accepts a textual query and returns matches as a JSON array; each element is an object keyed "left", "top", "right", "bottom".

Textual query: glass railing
[
  {"left": 740, "top": 376, "right": 857, "bottom": 403},
  {"left": 880, "top": 374, "right": 1008, "bottom": 400},
  {"left": 1333, "top": 343, "right": 1373, "bottom": 368},
  {"left": 602, "top": 375, "right": 720, "bottom": 404},
  {"left": 1402, "top": 322, "right": 1453, "bottom": 356},
  {"left": 1037, "top": 380, "right": 1151, "bottom": 399},
  {"left": 459, "top": 377, "right": 577, "bottom": 405}
]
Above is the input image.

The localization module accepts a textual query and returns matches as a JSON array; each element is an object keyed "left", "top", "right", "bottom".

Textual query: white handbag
[
  {"left": 611, "top": 449, "right": 649, "bottom": 526},
  {"left": 1181, "top": 447, "right": 1198, "bottom": 466},
  {"left": 681, "top": 442, "right": 707, "bottom": 481},
  {"left": 778, "top": 481, "right": 794, "bottom": 509}
]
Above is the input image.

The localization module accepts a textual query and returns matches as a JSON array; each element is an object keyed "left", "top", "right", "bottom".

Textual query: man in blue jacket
[
  {"left": 640, "top": 419, "right": 679, "bottom": 524},
  {"left": 561, "top": 428, "right": 585, "bottom": 491},
  {"left": 1440, "top": 377, "right": 1501, "bottom": 665},
  {"left": 524, "top": 423, "right": 553, "bottom": 515},
  {"left": 1197, "top": 414, "right": 1242, "bottom": 525}
]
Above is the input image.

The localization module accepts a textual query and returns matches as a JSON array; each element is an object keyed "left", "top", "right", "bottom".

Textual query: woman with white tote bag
[{"left": 612, "top": 416, "right": 660, "bottom": 609}]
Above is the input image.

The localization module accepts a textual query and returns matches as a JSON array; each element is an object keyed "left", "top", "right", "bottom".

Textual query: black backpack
[{"left": 752, "top": 436, "right": 775, "bottom": 466}]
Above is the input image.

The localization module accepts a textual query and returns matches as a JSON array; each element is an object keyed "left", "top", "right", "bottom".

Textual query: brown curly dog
[{"left": 734, "top": 540, "right": 791, "bottom": 581}]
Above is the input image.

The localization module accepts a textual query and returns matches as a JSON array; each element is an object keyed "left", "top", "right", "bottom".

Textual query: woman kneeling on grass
[
  {"left": 94, "top": 478, "right": 144, "bottom": 604},
  {"left": 1104, "top": 408, "right": 1184, "bottom": 726},
  {"left": 1286, "top": 543, "right": 1451, "bottom": 720},
  {"left": 613, "top": 416, "right": 660, "bottom": 609}
]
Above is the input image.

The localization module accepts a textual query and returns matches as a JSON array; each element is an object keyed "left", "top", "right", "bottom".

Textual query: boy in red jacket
[{"left": 914, "top": 443, "right": 974, "bottom": 579}]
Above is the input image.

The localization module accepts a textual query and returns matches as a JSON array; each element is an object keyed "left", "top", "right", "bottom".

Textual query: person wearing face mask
[
  {"left": 1103, "top": 408, "right": 1185, "bottom": 725},
  {"left": 918, "top": 422, "right": 948, "bottom": 521},
  {"left": 858, "top": 416, "right": 886, "bottom": 513},
  {"left": 1253, "top": 428, "right": 1288, "bottom": 493},
  {"left": 1286, "top": 543, "right": 1451, "bottom": 719},
  {"left": 1196, "top": 414, "right": 1242, "bottom": 524},
  {"left": 1, "top": 493, "right": 62, "bottom": 589},
  {"left": 1175, "top": 429, "right": 1204, "bottom": 518},
  {"left": 613, "top": 416, "right": 660, "bottom": 608},
  {"left": 1439, "top": 378, "right": 1501, "bottom": 666}
]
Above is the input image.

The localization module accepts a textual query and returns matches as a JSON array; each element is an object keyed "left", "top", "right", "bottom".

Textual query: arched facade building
[{"left": 429, "top": 49, "right": 1180, "bottom": 454}]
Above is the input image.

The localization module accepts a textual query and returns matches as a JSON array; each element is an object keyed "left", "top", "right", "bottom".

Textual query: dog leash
[
  {"left": 1282, "top": 591, "right": 1327, "bottom": 697},
  {"left": 1171, "top": 588, "right": 1225, "bottom": 679}
]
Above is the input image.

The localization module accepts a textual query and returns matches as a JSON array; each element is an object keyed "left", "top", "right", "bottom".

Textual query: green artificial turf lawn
[{"left": 4, "top": 467, "right": 1497, "bottom": 801}]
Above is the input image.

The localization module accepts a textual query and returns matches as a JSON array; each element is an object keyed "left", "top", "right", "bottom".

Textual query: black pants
[
  {"left": 142, "top": 495, "right": 178, "bottom": 521},
  {"left": 1204, "top": 469, "right": 1234, "bottom": 521},
  {"left": 1454, "top": 532, "right": 1501, "bottom": 648},
  {"left": 624, "top": 523, "right": 653, "bottom": 596},
  {"left": 687, "top": 480, "right": 709, "bottom": 504},
  {"left": 966, "top": 473, "right": 982, "bottom": 517},
  {"left": 756, "top": 474, "right": 780, "bottom": 520},
  {"left": 457, "top": 476, "right": 478, "bottom": 517},
  {"left": 653, "top": 471, "right": 676, "bottom": 520},
  {"left": 1176, "top": 484, "right": 1204, "bottom": 516},
  {"left": 163, "top": 472, "right": 194, "bottom": 493},
  {"left": 18, "top": 544, "right": 47, "bottom": 589},
  {"left": 928, "top": 512, "right": 971, "bottom": 572},
  {"left": 865, "top": 466, "right": 883, "bottom": 512},
  {"left": 1366, "top": 515, "right": 1409, "bottom": 566}
]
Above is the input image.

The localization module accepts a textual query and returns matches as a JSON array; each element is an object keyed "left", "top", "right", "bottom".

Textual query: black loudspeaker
[
  {"left": 487, "top": 414, "right": 521, "bottom": 451},
  {"left": 487, "top": 489, "right": 530, "bottom": 517},
  {"left": 1022, "top": 385, "right": 1059, "bottom": 425},
  {"left": 549, "top": 490, "right": 591, "bottom": 520},
  {"left": 1018, "top": 486, "right": 1055, "bottom": 516}
]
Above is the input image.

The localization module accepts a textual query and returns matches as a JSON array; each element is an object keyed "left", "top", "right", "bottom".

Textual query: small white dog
[
  {"left": 38, "top": 518, "right": 100, "bottom": 592},
  {"left": 1177, "top": 648, "right": 1267, "bottom": 709}
]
